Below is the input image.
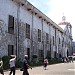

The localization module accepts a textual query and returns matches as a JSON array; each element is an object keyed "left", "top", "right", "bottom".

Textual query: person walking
[
  {"left": 22, "top": 55, "right": 32, "bottom": 75},
  {"left": 71, "top": 56, "right": 74, "bottom": 62},
  {"left": 43, "top": 58, "right": 48, "bottom": 70},
  {"left": 0, "top": 57, "right": 4, "bottom": 75},
  {"left": 9, "top": 55, "right": 16, "bottom": 75}
]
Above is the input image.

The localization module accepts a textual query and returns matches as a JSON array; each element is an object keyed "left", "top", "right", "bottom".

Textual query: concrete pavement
[{"left": 4, "top": 61, "right": 75, "bottom": 75}]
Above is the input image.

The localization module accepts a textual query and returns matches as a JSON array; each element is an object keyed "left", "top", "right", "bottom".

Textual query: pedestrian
[
  {"left": 0, "top": 57, "right": 4, "bottom": 75},
  {"left": 43, "top": 58, "right": 48, "bottom": 70},
  {"left": 22, "top": 55, "right": 32, "bottom": 75},
  {"left": 71, "top": 56, "right": 74, "bottom": 62},
  {"left": 9, "top": 55, "right": 16, "bottom": 75},
  {"left": 64, "top": 57, "right": 67, "bottom": 63}
]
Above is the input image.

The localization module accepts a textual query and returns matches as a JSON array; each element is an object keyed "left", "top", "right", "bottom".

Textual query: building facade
[
  {"left": 72, "top": 42, "right": 75, "bottom": 55},
  {"left": 58, "top": 15, "right": 73, "bottom": 57},
  {"left": 0, "top": 0, "right": 72, "bottom": 60}
]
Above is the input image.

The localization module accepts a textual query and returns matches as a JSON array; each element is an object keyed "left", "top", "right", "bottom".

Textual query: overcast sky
[{"left": 27, "top": 0, "right": 75, "bottom": 41}]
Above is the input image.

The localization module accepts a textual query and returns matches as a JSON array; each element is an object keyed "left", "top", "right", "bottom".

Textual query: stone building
[
  {"left": 58, "top": 15, "right": 73, "bottom": 57},
  {"left": 72, "top": 42, "right": 75, "bottom": 55},
  {"left": 0, "top": 0, "right": 72, "bottom": 60}
]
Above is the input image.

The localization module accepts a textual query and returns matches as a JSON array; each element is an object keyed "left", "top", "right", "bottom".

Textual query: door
[{"left": 27, "top": 48, "right": 30, "bottom": 60}]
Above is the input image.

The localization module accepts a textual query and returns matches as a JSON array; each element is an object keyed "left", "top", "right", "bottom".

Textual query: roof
[{"left": 14, "top": 0, "right": 64, "bottom": 32}]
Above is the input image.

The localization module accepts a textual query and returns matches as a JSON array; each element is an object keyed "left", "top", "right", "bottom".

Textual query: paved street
[{"left": 5, "top": 61, "right": 75, "bottom": 75}]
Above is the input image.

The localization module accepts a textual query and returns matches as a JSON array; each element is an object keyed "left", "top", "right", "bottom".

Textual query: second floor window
[
  {"left": 8, "top": 15, "right": 14, "bottom": 34},
  {"left": 46, "top": 33, "right": 49, "bottom": 44},
  {"left": 63, "top": 38, "right": 64, "bottom": 42},
  {"left": 53, "top": 36, "right": 54, "bottom": 45},
  {"left": 26, "top": 23, "right": 30, "bottom": 39},
  {"left": 38, "top": 50, "right": 43, "bottom": 58},
  {"left": 38, "top": 29, "right": 41, "bottom": 42},
  {"left": 59, "top": 38, "right": 60, "bottom": 44}
]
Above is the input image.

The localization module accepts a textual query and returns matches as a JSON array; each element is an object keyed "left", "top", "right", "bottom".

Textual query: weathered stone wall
[{"left": 0, "top": 0, "right": 72, "bottom": 59}]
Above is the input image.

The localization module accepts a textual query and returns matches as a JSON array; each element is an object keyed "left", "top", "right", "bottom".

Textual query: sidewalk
[{"left": 4, "top": 61, "right": 75, "bottom": 75}]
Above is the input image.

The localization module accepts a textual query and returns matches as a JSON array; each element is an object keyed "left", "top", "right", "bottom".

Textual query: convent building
[{"left": 0, "top": 0, "right": 72, "bottom": 60}]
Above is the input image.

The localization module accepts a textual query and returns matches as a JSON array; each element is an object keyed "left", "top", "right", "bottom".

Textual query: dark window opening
[
  {"left": 8, "top": 45, "right": 14, "bottom": 56},
  {"left": 67, "top": 50, "right": 69, "bottom": 57},
  {"left": 27, "top": 48, "right": 30, "bottom": 60},
  {"left": 8, "top": 15, "right": 14, "bottom": 34},
  {"left": 53, "top": 36, "right": 54, "bottom": 45},
  {"left": 59, "top": 38, "right": 60, "bottom": 44},
  {"left": 38, "top": 50, "right": 44, "bottom": 59},
  {"left": 26, "top": 23, "right": 30, "bottom": 39},
  {"left": 46, "top": 33, "right": 49, "bottom": 44},
  {"left": 38, "top": 29, "right": 41, "bottom": 42},
  {"left": 59, "top": 54, "right": 61, "bottom": 58},
  {"left": 47, "top": 51, "right": 51, "bottom": 59},
  {"left": 54, "top": 51, "right": 56, "bottom": 58}
]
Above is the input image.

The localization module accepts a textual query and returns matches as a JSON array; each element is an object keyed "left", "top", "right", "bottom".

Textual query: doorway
[{"left": 27, "top": 48, "right": 30, "bottom": 60}]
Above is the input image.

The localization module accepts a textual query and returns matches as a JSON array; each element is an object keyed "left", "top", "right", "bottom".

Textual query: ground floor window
[
  {"left": 54, "top": 51, "right": 56, "bottom": 58},
  {"left": 47, "top": 50, "right": 51, "bottom": 59},
  {"left": 38, "top": 50, "right": 44, "bottom": 60},
  {"left": 59, "top": 53, "right": 61, "bottom": 58},
  {"left": 27, "top": 48, "right": 30, "bottom": 60},
  {"left": 8, "top": 45, "right": 14, "bottom": 56}
]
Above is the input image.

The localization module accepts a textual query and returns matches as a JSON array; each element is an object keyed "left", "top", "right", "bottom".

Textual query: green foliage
[
  {"left": 30, "top": 60, "right": 43, "bottom": 67},
  {"left": 30, "top": 57, "right": 43, "bottom": 67},
  {"left": 32, "top": 55, "right": 37, "bottom": 58},
  {"left": 15, "top": 58, "right": 22, "bottom": 68},
  {"left": 2, "top": 56, "right": 10, "bottom": 70},
  {"left": 31, "top": 55, "right": 38, "bottom": 64},
  {"left": 2, "top": 56, "right": 22, "bottom": 69},
  {"left": 46, "top": 55, "right": 51, "bottom": 60},
  {"left": 48, "top": 58, "right": 62, "bottom": 64},
  {"left": 1, "top": 55, "right": 62, "bottom": 70}
]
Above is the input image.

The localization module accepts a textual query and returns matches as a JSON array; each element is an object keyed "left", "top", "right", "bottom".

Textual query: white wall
[
  {"left": 0, "top": 0, "right": 17, "bottom": 25},
  {"left": 20, "top": 6, "right": 32, "bottom": 25},
  {"left": 43, "top": 21, "right": 49, "bottom": 33},
  {"left": 33, "top": 15, "right": 42, "bottom": 30}
]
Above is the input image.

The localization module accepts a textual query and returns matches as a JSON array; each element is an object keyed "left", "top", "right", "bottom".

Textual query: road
[{"left": 5, "top": 61, "right": 75, "bottom": 75}]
